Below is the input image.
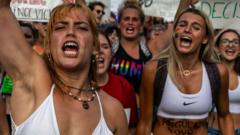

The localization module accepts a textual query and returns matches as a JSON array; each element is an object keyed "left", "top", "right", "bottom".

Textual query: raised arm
[
  {"left": 0, "top": 1, "right": 51, "bottom": 123},
  {"left": 175, "top": 0, "right": 199, "bottom": 19},
  {"left": 0, "top": 0, "right": 37, "bottom": 81},
  {"left": 147, "top": 23, "right": 173, "bottom": 58},
  {"left": 216, "top": 64, "right": 234, "bottom": 135},
  {"left": 136, "top": 60, "right": 158, "bottom": 135}
]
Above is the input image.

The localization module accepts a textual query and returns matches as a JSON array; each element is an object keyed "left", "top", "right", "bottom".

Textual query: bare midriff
[{"left": 153, "top": 117, "right": 208, "bottom": 135}]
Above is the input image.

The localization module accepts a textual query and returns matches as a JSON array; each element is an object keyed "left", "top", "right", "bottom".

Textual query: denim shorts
[{"left": 208, "top": 128, "right": 240, "bottom": 135}]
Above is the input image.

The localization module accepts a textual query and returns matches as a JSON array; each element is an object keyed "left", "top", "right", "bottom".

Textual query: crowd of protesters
[{"left": 0, "top": 0, "right": 239, "bottom": 135}]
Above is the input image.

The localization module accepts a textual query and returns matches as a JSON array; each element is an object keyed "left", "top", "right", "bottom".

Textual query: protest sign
[
  {"left": 198, "top": 0, "right": 240, "bottom": 29},
  {"left": 140, "top": 0, "right": 180, "bottom": 21},
  {"left": 10, "top": 0, "right": 63, "bottom": 22},
  {"left": 140, "top": 0, "right": 240, "bottom": 29}
]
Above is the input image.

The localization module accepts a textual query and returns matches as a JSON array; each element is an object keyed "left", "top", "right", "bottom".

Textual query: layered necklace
[{"left": 57, "top": 79, "right": 97, "bottom": 110}]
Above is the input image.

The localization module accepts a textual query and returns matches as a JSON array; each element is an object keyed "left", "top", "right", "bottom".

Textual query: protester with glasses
[
  {"left": 88, "top": 1, "right": 105, "bottom": 25},
  {"left": 208, "top": 29, "right": 240, "bottom": 135}
]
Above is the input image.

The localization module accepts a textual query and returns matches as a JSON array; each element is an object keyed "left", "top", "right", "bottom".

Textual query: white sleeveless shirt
[
  {"left": 157, "top": 64, "right": 213, "bottom": 119},
  {"left": 11, "top": 84, "right": 113, "bottom": 135},
  {"left": 228, "top": 76, "right": 240, "bottom": 114}
]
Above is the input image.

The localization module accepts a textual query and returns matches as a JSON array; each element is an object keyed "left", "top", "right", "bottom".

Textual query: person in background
[
  {"left": 19, "top": 21, "right": 38, "bottom": 46},
  {"left": 0, "top": 1, "right": 128, "bottom": 135},
  {"left": 108, "top": 11, "right": 118, "bottom": 24},
  {"left": 136, "top": 2, "right": 234, "bottom": 135},
  {"left": 104, "top": 24, "right": 119, "bottom": 44},
  {"left": 88, "top": 1, "right": 106, "bottom": 25},
  {"left": 110, "top": 1, "right": 152, "bottom": 107},
  {"left": 208, "top": 29, "right": 240, "bottom": 135},
  {"left": 96, "top": 31, "right": 138, "bottom": 135},
  {"left": 31, "top": 22, "right": 47, "bottom": 55}
]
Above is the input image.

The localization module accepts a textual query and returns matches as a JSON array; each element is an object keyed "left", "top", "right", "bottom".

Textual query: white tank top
[
  {"left": 228, "top": 76, "right": 240, "bottom": 114},
  {"left": 11, "top": 84, "right": 113, "bottom": 135},
  {"left": 157, "top": 64, "right": 212, "bottom": 119}
]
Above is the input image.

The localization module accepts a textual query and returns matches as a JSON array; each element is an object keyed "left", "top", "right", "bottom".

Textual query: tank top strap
[
  {"left": 95, "top": 91, "right": 103, "bottom": 118},
  {"left": 50, "top": 84, "right": 55, "bottom": 95}
]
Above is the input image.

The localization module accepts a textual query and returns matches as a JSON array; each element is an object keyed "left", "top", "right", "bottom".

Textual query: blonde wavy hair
[{"left": 154, "top": 8, "right": 219, "bottom": 88}]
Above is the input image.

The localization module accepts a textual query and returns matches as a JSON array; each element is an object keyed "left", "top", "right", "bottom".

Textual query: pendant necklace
[
  {"left": 182, "top": 69, "right": 192, "bottom": 77},
  {"left": 57, "top": 79, "right": 97, "bottom": 110}
]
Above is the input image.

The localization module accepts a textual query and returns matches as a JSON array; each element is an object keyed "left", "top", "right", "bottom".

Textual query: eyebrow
[
  {"left": 221, "top": 38, "right": 239, "bottom": 41},
  {"left": 55, "top": 21, "right": 89, "bottom": 25},
  {"left": 74, "top": 21, "right": 89, "bottom": 26},
  {"left": 178, "top": 20, "right": 203, "bottom": 27}
]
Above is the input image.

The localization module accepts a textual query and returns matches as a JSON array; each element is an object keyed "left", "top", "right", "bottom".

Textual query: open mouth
[
  {"left": 96, "top": 53, "right": 105, "bottom": 64},
  {"left": 225, "top": 49, "right": 237, "bottom": 55},
  {"left": 97, "top": 57, "right": 104, "bottom": 64},
  {"left": 180, "top": 36, "right": 192, "bottom": 47},
  {"left": 62, "top": 41, "right": 79, "bottom": 57},
  {"left": 126, "top": 27, "right": 134, "bottom": 34}
]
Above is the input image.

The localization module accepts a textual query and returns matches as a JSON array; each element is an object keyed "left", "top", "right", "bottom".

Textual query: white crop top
[
  {"left": 11, "top": 84, "right": 113, "bottom": 135},
  {"left": 157, "top": 64, "right": 213, "bottom": 119},
  {"left": 228, "top": 76, "right": 240, "bottom": 114}
]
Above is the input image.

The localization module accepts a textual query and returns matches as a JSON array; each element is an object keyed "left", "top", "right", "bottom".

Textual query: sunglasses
[
  {"left": 220, "top": 39, "right": 240, "bottom": 47},
  {"left": 96, "top": 9, "right": 105, "bottom": 15}
]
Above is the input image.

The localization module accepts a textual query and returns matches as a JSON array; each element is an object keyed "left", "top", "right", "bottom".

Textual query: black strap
[
  {"left": 204, "top": 62, "right": 220, "bottom": 110},
  {"left": 152, "top": 59, "right": 167, "bottom": 127}
]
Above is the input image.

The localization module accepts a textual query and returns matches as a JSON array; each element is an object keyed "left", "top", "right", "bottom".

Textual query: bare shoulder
[
  {"left": 143, "top": 59, "right": 158, "bottom": 73},
  {"left": 99, "top": 90, "right": 124, "bottom": 112}
]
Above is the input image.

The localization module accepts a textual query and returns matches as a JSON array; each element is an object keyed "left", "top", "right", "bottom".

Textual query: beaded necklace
[{"left": 57, "top": 79, "right": 97, "bottom": 110}]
